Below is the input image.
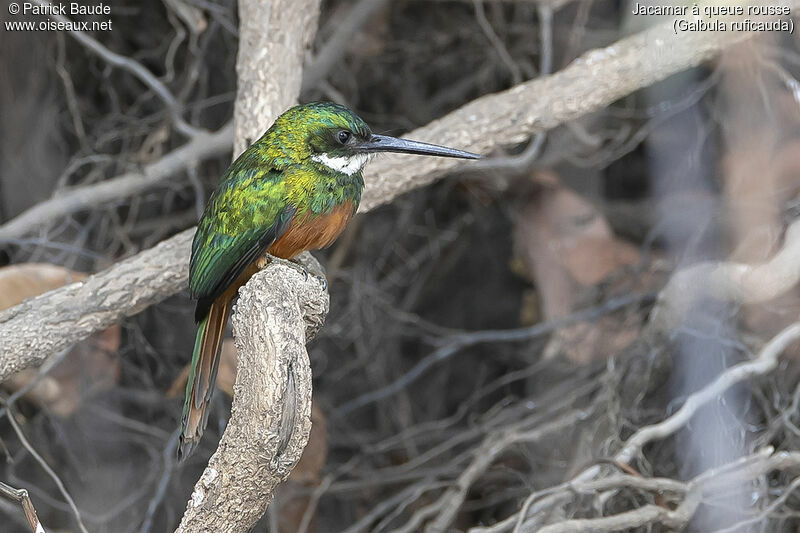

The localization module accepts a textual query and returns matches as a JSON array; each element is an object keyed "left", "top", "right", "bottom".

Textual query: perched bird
[{"left": 179, "top": 101, "right": 480, "bottom": 459}]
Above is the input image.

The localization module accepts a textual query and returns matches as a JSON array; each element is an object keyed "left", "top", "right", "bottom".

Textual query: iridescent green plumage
[
  {"left": 179, "top": 101, "right": 480, "bottom": 460},
  {"left": 180, "top": 102, "right": 370, "bottom": 459},
  {"left": 189, "top": 102, "right": 368, "bottom": 320}
]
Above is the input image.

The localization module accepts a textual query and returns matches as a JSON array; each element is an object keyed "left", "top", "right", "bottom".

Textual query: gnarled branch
[
  {"left": 175, "top": 261, "right": 328, "bottom": 532},
  {"left": 649, "top": 218, "right": 800, "bottom": 332}
]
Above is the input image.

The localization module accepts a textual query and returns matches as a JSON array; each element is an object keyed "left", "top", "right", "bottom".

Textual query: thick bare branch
[
  {"left": 0, "top": 229, "right": 192, "bottom": 382},
  {"left": 358, "top": 0, "right": 798, "bottom": 211},
  {"left": 174, "top": 262, "right": 328, "bottom": 533},
  {"left": 650, "top": 219, "right": 800, "bottom": 331},
  {"left": 173, "top": 0, "right": 323, "bottom": 530},
  {"left": 233, "top": 0, "right": 321, "bottom": 156}
]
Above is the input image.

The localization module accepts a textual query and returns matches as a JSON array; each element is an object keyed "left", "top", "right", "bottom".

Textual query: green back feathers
[
  {"left": 189, "top": 164, "right": 295, "bottom": 321},
  {"left": 189, "top": 102, "right": 367, "bottom": 321}
]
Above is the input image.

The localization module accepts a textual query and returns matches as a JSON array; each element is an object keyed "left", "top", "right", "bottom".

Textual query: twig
[
  {"left": 336, "top": 292, "right": 651, "bottom": 415},
  {"left": 534, "top": 500, "right": 700, "bottom": 533},
  {"left": 297, "top": 474, "right": 334, "bottom": 533},
  {"left": 615, "top": 322, "right": 800, "bottom": 466},
  {"left": 0, "top": 481, "right": 47, "bottom": 533},
  {"left": 473, "top": 0, "right": 523, "bottom": 85},
  {"left": 419, "top": 409, "right": 590, "bottom": 533},
  {"left": 301, "top": 0, "right": 392, "bottom": 93},
  {"left": 465, "top": 2, "right": 552, "bottom": 172},
  {"left": 139, "top": 429, "right": 181, "bottom": 533},
  {"left": 29, "top": 0, "right": 199, "bottom": 137},
  {"left": 2, "top": 403, "right": 89, "bottom": 533},
  {"left": 503, "top": 323, "right": 800, "bottom": 531},
  {"left": 517, "top": 448, "right": 800, "bottom": 533},
  {"left": 0, "top": 123, "right": 233, "bottom": 241}
]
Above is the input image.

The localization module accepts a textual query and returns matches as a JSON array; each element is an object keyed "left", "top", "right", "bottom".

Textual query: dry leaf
[
  {"left": 514, "top": 174, "right": 644, "bottom": 363},
  {"left": 0, "top": 262, "right": 86, "bottom": 309}
]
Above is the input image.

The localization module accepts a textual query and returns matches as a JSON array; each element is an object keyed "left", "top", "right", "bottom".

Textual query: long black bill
[{"left": 359, "top": 134, "right": 481, "bottom": 159}]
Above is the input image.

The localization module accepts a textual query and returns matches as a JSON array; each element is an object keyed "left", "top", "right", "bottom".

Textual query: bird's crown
[
  {"left": 258, "top": 102, "right": 372, "bottom": 169},
  {"left": 252, "top": 101, "right": 480, "bottom": 175}
]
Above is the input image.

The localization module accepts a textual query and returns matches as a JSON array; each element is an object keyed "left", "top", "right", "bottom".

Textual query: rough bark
[
  {"left": 233, "top": 0, "right": 321, "bottom": 156},
  {"left": 174, "top": 262, "right": 328, "bottom": 533},
  {"left": 0, "top": 229, "right": 192, "bottom": 381}
]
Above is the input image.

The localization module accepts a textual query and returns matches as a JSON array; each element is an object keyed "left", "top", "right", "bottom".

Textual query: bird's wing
[{"left": 189, "top": 167, "right": 294, "bottom": 322}]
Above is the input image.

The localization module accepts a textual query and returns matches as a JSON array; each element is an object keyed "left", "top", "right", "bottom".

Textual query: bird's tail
[{"left": 178, "top": 298, "right": 230, "bottom": 461}]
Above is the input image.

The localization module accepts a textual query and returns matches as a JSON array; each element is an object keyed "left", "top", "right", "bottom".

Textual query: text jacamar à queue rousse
[{"left": 631, "top": 3, "right": 790, "bottom": 17}]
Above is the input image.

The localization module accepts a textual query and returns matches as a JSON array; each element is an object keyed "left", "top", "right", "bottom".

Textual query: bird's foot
[{"left": 260, "top": 255, "right": 328, "bottom": 291}]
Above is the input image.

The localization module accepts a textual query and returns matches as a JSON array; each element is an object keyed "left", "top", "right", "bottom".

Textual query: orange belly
[{"left": 267, "top": 201, "right": 355, "bottom": 259}]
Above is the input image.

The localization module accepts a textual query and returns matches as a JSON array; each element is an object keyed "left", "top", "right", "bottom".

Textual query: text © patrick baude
[{"left": 17, "top": 2, "right": 111, "bottom": 16}]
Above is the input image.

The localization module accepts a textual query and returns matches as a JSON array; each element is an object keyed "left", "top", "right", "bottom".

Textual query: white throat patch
[{"left": 312, "top": 153, "right": 370, "bottom": 176}]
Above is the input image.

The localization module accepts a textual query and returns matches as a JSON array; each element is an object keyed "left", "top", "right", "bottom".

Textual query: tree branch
[
  {"left": 172, "top": 0, "right": 323, "bottom": 530},
  {"left": 649, "top": 218, "right": 800, "bottom": 332},
  {"left": 358, "top": 0, "right": 799, "bottom": 211},
  {"left": 233, "top": 0, "right": 321, "bottom": 156},
  {"left": 0, "top": 229, "right": 192, "bottom": 382},
  {"left": 174, "top": 262, "right": 328, "bottom": 532},
  {"left": 0, "top": 125, "right": 233, "bottom": 242}
]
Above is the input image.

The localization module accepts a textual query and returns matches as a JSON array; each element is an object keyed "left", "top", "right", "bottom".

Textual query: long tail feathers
[{"left": 178, "top": 297, "right": 230, "bottom": 461}]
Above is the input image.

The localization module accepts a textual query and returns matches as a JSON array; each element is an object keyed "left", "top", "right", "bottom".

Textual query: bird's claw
[{"left": 261, "top": 255, "right": 328, "bottom": 290}]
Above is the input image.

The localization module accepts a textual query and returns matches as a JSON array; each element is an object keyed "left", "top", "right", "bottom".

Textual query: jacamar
[{"left": 179, "top": 102, "right": 480, "bottom": 459}]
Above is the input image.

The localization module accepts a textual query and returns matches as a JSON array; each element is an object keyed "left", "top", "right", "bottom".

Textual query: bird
[{"left": 179, "top": 101, "right": 480, "bottom": 459}]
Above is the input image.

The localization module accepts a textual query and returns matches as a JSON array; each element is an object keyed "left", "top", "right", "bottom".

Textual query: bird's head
[{"left": 262, "top": 102, "right": 481, "bottom": 175}]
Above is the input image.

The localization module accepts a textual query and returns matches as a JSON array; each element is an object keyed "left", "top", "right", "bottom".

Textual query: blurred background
[{"left": 2, "top": 0, "right": 800, "bottom": 531}]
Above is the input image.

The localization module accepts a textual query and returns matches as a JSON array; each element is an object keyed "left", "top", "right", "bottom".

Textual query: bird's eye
[{"left": 337, "top": 130, "right": 351, "bottom": 144}]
